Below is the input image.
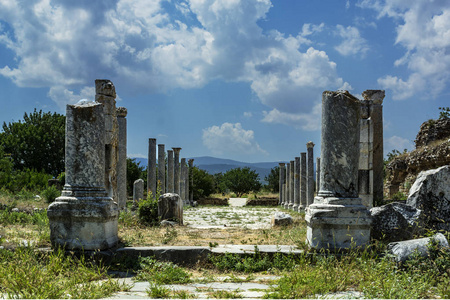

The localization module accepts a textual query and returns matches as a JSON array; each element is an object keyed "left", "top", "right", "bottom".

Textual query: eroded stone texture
[
  {"left": 306, "top": 91, "right": 371, "bottom": 250},
  {"left": 133, "top": 179, "right": 144, "bottom": 202},
  {"left": 47, "top": 100, "right": 118, "bottom": 250},
  {"left": 387, "top": 233, "right": 449, "bottom": 263},
  {"left": 148, "top": 138, "right": 157, "bottom": 198},
  {"left": 117, "top": 107, "right": 127, "bottom": 210},
  {"left": 370, "top": 202, "right": 421, "bottom": 242},
  {"left": 279, "top": 163, "right": 286, "bottom": 206},
  {"left": 407, "top": 165, "right": 450, "bottom": 232},
  {"left": 307, "top": 142, "right": 315, "bottom": 207},
  {"left": 158, "top": 193, "right": 183, "bottom": 225},
  {"left": 316, "top": 157, "right": 321, "bottom": 195},
  {"left": 271, "top": 212, "right": 293, "bottom": 227},
  {"left": 300, "top": 152, "right": 307, "bottom": 211},
  {"left": 158, "top": 144, "right": 166, "bottom": 194},
  {"left": 293, "top": 157, "right": 300, "bottom": 211},
  {"left": 95, "top": 79, "right": 119, "bottom": 203},
  {"left": 173, "top": 148, "right": 182, "bottom": 195},
  {"left": 167, "top": 150, "right": 174, "bottom": 193}
]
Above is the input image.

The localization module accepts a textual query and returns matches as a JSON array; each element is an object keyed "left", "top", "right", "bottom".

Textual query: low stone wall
[
  {"left": 196, "top": 198, "right": 229, "bottom": 206},
  {"left": 246, "top": 197, "right": 278, "bottom": 206}
]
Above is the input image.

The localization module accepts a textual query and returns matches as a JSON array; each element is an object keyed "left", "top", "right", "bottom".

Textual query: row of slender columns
[
  {"left": 279, "top": 142, "right": 317, "bottom": 212},
  {"left": 146, "top": 139, "right": 194, "bottom": 203}
]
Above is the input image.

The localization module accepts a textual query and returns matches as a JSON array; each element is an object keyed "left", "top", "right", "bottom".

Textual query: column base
[
  {"left": 305, "top": 197, "right": 371, "bottom": 250},
  {"left": 47, "top": 195, "right": 119, "bottom": 250}
]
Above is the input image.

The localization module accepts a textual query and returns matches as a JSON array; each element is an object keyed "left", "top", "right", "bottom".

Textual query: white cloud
[
  {"left": 0, "top": 0, "right": 346, "bottom": 130},
  {"left": 385, "top": 135, "right": 414, "bottom": 156},
  {"left": 262, "top": 102, "right": 322, "bottom": 131},
  {"left": 334, "top": 25, "right": 369, "bottom": 57},
  {"left": 243, "top": 112, "right": 253, "bottom": 118},
  {"left": 360, "top": 0, "right": 450, "bottom": 100},
  {"left": 47, "top": 85, "right": 95, "bottom": 110},
  {"left": 202, "top": 122, "right": 268, "bottom": 156}
]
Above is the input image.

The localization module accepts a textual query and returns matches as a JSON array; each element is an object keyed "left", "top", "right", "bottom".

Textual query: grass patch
[
  {"left": 135, "top": 257, "right": 192, "bottom": 284},
  {"left": 209, "top": 289, "right": 243, "bottom": 298}
]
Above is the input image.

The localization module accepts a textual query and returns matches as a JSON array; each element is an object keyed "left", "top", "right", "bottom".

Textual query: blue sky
[{"left": 0, "top": 0, "right": 449, "bottom": 163}]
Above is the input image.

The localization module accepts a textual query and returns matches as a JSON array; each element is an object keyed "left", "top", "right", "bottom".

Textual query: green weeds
[{"left": 136, "top": 257, "right": 191, "bottom": 284}]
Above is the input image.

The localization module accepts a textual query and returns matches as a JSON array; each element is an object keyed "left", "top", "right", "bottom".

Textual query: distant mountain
[{"left": 128, "top": 156, "right": 286, "bottom": 183}]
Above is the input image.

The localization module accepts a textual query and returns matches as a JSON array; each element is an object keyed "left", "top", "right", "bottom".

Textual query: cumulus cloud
[
  {"left": 262, "top": 102, "right": 322, "bottom": 131},
  {"left": 360, "top": 0, "right": 450, "bottom": 100},
  {"left": 334, "top": 25, "right": 369, "bottom": 57},
  {"left": 202, "top": 122, "right": 268, "bottom": 156},
  {"left": 385, "top": 135, "right": 414, "bottom": 156},
  {"left": 0, "top": 0, "right": 346, "bottom": 127}
]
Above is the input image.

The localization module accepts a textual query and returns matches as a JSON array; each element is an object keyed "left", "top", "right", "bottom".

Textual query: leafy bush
[
  {"left": 138, "top": 192, "right": 159, "bottom": 226},
  {"left": 41, "top": 185, "right": 60, "bottom": 203},
  {"left": 136, "top": 257, "right": 191, "bottom": 284}
]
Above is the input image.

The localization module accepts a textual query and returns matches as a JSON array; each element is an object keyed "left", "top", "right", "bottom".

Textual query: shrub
[
  {"left": 136, "top": 257, "right": 191, "bottom": 284},
  {"left": 138, "top": 192, "right": 159, "bottom": 226},
  {"left": 41, "top": 185, "right": 60, "bottom": 203}
]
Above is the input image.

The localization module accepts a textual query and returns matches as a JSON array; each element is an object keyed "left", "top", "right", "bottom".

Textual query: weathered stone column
[
  {"left": 289, "top": 160, "right": 295, "bottom": 210},
  {"left": 282, "top": 183, "right": 286, "bottom": 208},
  {"left": 279, "top": 163, "right": 286, "bottom": 206},
  {"left": 359, "top": 90, "right": 385, "bottom": 208},
  {"left": 284, "top": 163, "right": 290, "bottom": 209},
  {"left": 167, "top": 150, "right": 174, "bottom": 193},
  {"left": 116, "top": 107, "right": 127, "bottom": 210},
  {"left": 148, "top": 138, "right": 157, "bottom": 198},
  {"left": 188, "top": 159, "right": 194, "bottom": 202},
  {"left": 300, "top": 152, "right": 307, "bottom": 211},
  {"left": 184, "top": 160, "right": 189, "bottom": 204},
  {"left": 133, "top": 179, "right": 144, "bottom": 203},
  {"left": 307, "top": 142, "right": 315, "bottom": 207},
  {"left": 95, "top": 79, "right": 119, "bottom": 203},
  {"left": 293, "top": 157, "right": 300, "bottom": 211},
  {"left": 173, "top": 147, "right": 182, "bottom": 195},
  {"left": 316, "top": 157, "right": 321, "bottom": 196},
  {"left": 47, "top": 100, "right": 118, "bottom": 250},
  {"left": 180, "top": 158, "right": 186, "bottom": 203},
  {"left": 306, "top": 90, "right": 371, "bottom": 250},
  {"left": 158, "top": 144, "right": 166, "bottom": 194}
]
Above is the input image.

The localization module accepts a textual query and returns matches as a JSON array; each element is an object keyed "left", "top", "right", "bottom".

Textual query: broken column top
[
  {"left": 116, "top": 107, "right": 127, "bottom": 117},
  {"left": 279, "top": 162, "right": 286, "bottom": 166},
  {"left": 172, "top": 147, "right": 182, "bottom": 152},
  {"left": 95, "top": 79, "right": 116, "bottom": 97},
  {"left": 306, "top": 141, "right": 315, "bottom": 148},
  {"left": 362, "top": 90, "right": 385, "bottom": 104}
]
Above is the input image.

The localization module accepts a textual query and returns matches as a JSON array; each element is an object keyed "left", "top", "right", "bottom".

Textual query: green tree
[
  {"left": 439, "top": 107, "right": 450, "bottom": 119},
  {"left": 127, "top": 158, "right": 146, "bottom": 196},
  {"left": 192, "top": 166, "right": 215, "bottom": 199},
  {"left": 265, "top": 166, "right": 279, "bottom": 192},
  {"left": 213, "top": 172, "right": 227, "bottom": 194},
  {"left": 0, "top": 109, "right": 65, "bottom": 177},
  {"left": 223, "top": 167, "right": 261, "bottom": 197}
]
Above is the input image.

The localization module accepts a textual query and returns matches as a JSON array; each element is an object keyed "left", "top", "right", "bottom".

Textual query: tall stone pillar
[
  {"left": 289, "top": 160, "right": 295, "bottom": 210},
  {"left": 188, "top": 159, "right": 194, "bottom": 202},
  {"left": 116, "top": 107, "right": 127, "bottom": 210},
  {"left": 306, "top": 90, "right": 371, "bottom": 250},
  {"left": 180, "top": 158, "right": 186, "bottom": 202},
  {"left": 95, "top": 79, "right": 118, "bottom": 203},
  {"left": 47, "top": 100, "right": 118, "bottom": 250},
  {"left": 359, "top": 90, "right": 385, "bottom": 208},
  {"left": 306, "top": 142, "right": 315, "bottom": 207},
  {"left": 279, "top": 163, "right": 286, "bottom": 206},
  {"left": 167, "top": 150, "right": 174, "bottom": 193},
  {"left": 284, "top": 163, "right": 290, "bottom": 209},
  {"left": 148, "top": 138, "right": 157, "bottom": 198},
  {"left": 316, "top": 157, "right": 321, "bottom": 196},
  {"left": 293, "top": 157, "right": 300, "bottom": 211},
  {"left": 282, "top": 183, "right": 286, "bottom": 208},
  {"left": 184, "top": 160, "right": 189, "bottom": 204},
  {"left": 300, "top": 152, "right": 307, "bottom": 211},
  {"left": 158, "top": 144, "right": 166, "bottom": 194},
  {"left": 172, "top": 147, "right": 182, "bottom": 195}
]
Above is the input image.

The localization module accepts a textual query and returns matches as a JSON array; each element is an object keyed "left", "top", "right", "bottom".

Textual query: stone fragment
[
  {"left": 160, "top": 220, "right": 178, "bottom": 227},
  {"left": 133, "top": 179, "right": 144, "bottom": 202},
  {"left": 271, "top": 211, "right": 293, "bottom": 227},
  {"left": 158, "top": 193, "right": 183, "bottom": 225},
  {"left": 370, "top": 202, "right": 421, "bottom": 242},
  {"left": 387, "top": 233, "right": 449, "bottom": 263},
  {"left": 406, "top": 165, "right": 450, "bottom": 232}
]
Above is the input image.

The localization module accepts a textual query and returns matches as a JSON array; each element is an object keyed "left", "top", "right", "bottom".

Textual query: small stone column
[
  {"left": 173, "top": 147, "right": 182, "bottom": 195},
  {"left": 180, "top": 158, "right": 186, "bottom": 203},
  {"left": 95, "top": 79, "right": 119, "bottom": 203},
  {"left": 133, "top": 179, "right": 144, "bottom": 203},
  {"left": 167, "top": 150, "right": 174, "bottom": 193},
  {"left": 316, "top": 157, "right": 321, "bottom": 196},
  {"left": 158, "top": 144, "right": 166, "bottom": 194},
  {"left": 306, "top": 142, "right": 315, "bottom": 207},
  {"left": 293, "top": 157, "right": 300, "bottom": 211},
  {"left": 47, "top": 100, "right": 118, "bottom": 250},
  {"left": 306, "top": 90, "right": 371, "bottom": 250},
  {"left": 188, "top": 159, "right": 194, "bottom": 202},
  {"left": 300, "top": 152, "right": 307, "bottom": 211},
  {"left": 284, "top": 163, "right": 290, "bottom": 209},
  {"left": 116, "top": 107, "right": 127, "bottom": 210},
  {"left": 289, "top": 160, "right": 295, "bottom": 210},
  {"left": 148, "top": 138, "right": 157, "bottom": 198},
  {"left": 279, "top": 163, "right": 286, "bottom": 206}
]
